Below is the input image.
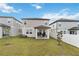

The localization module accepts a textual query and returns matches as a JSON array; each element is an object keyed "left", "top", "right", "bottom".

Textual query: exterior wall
[
  {"left": 22, "top": 20, "right": 48, "bottom": 37},
  {"left": 0, "top": 17, "right": 22, "bottom": 37},
  {"left": 56, "top": 22, "right": 78, "bottom": 34},
  {"left": 22, "top": 20, "right": 48, "bottom": 27},
  {"left": 62, "top": 34, "right": 79, "bottom": 48},
  {"left": 22, "top": 26, "right": 36, "bottom": 37},
  {"left": 50, "top": 21, "right": 79, "bottom": 39},
  {"left": 0, "top": 18, "right": 11, "bottom": 26},
  {"left": 10, "top": 19, "right": 22, "bottom": 36},
  {"left": 49, "top": 23, "right": 57, "bottom": 38}
]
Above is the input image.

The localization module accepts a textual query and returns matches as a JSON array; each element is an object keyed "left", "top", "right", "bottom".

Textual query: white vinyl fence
[{"left": 62, "top": 34, "right": 79, "bottom": 48}]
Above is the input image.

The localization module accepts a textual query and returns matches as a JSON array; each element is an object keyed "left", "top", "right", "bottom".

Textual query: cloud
[
  {"left": 0, "top": 3, "right": 22, "bottom": 13},
  {"left": 42, "top": 8, "right": 79, "bottom": 23},
  {"left": 31, "top": 4, "right": 42, "bottom": 10}
]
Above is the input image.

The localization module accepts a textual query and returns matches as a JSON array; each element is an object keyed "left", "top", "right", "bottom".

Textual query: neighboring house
[
  {"left": 21, "top": 18, "right": 50, "bottom": 39},
  {"left": 0, "top": 16, "right": 22, "bottom": 38},
  {"left": 49, "top": 18, "right": 79, "bottom": 47}
]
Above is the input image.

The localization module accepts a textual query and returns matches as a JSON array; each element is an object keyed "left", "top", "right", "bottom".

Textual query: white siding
[
  {"left": 22, "top": 20, "right": 48, "bottom": 27},
  {"left": 9, "top": 18, "right": 22, "bottom": 36},
  {"left": 49, "top": 23, "right": 57, "bottom": 38},
  {"left": 22, "top": 20, "right": 48, "bottom": 37},
  {"left": 57, "top": 22, "right": 78, "bottom": 34},
  {"left": 62, "top": 34, "right": 79, "bottom": 48},
  {"left": 0, "top": 17, "right": 22, "bottom": 37},
  {"left": 22, "top": 26, "right": 36, "bottom": 37},
  {"left": 50, "top": 21, "right": 79, "bottom": 39}
]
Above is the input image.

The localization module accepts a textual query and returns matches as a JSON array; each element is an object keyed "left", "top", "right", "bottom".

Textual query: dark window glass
[
  {"left": 30, "top": 32, "right": 32, "bottom": 34},
  {"left": 24, "top": 22, "right": 26, "bottom": 25},
  {"left": 8, "top": 21, "right": 10, "bottom": 23},
  {"left": 70, "top": 31, "right": 75, "bottom": 34},
  {"left": 53, "top": 25, "right": 54, "bottom": 27},
  {"left": 45, "top": 22, "right": 47, "bottom": 25},
  {"left": 26, "top": 32, "right": 28, "bottom": 34},
  {"left": 59, "top": 24, "right": 61, "bottom": 27},
  {"left": 75, "top": 32, "right": 77, "bottom": 35}
]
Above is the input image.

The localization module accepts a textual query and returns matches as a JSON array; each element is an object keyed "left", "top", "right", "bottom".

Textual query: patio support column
[
  {"left": 0, "top": 27, "right": 2, "bottom": 38},
  {"left": 36, "top": 29, "right": 38, "bottom": 39},
  {"left": 47, "top": 29, "right": 49, "bottom": 39}
]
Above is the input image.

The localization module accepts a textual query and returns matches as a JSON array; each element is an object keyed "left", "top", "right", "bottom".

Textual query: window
[
  {"left": 73, "top": 31, "right": 77, "bottom": 35},
  {"left": 59, "top": 24, "right": 61, "bottom": 27},
  {"left": 70, "top": 30, "right": 77, "bottom": 35},
  {"left": 77, "top": 23, "right": 79, "bottom": 27},
  {"left": 30, "top": 32, "right": 32, "bottom": 34},
  {"left": 70, "top": 31, "right": 74, "bottom": 34},
  {"left": 26, "top": 29, "right": 32, "bottom": 34},
  {"left": 29, "top": 29, "right": 32, "bottom": 34},
  {"left": 8, "top": 21, "right": 10, "bottom": 23},
  {"left": 26, "top": 32, "right": 29, "bottom": 34},
  {"left": 45, "top": 22, "right": 48, "bottom": 25},
  {"left": 53, "top": 25, "right": 54, "bottom": 27},
  {"left": 24, "top": 21, "right": 26, "bottom": 25}
]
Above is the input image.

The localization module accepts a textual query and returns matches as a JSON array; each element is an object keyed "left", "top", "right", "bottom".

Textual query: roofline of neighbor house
[
  {"left": 22, "top": 18, "right": 50, "bottom": 20},
  {"left": 68, "top": 27, "right": 79, "bottom": 30},
  {"left": 49, "top": 18, "right": 79, "bottom": 25},
  {"left": 0, "top": 16, "right": 22, "bottom": 23}
]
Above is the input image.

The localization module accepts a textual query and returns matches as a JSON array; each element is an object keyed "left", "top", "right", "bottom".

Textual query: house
[
  {"left": 21, "top": 18, "right": 50, "bottom": 39},
  {"left": 0, "top": 16, "right": 22, "bottom": 38},
  {"left": 49, "top": 18, "right": 79, "bottom": 47}
]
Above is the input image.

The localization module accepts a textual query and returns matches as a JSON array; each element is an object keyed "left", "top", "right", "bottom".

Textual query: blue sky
[{"left": 0, "top": 3, "right": 79, "bottom": 21}]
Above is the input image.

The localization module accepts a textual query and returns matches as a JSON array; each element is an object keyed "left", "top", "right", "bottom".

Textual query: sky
[{"left": 0, "top": 3, "right": 79, "bottom": 22}]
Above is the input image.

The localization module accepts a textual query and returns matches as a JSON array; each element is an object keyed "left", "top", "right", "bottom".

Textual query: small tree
[{"left": 57, "top": 31, "right": 63, "bottom": 46}]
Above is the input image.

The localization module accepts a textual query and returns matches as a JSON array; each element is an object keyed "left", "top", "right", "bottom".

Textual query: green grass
[{"left": 0, "top": 36, "right": 79, "bottom": 56}]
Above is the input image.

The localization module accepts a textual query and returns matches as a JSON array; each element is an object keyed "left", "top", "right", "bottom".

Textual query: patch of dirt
[{"left": 4, "top": 43, "right": 12, "bottom": 47}]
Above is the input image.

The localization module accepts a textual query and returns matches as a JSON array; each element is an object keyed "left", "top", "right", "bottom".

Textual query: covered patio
[
  {"left": 0, "top": 23, "right": 10, "bottom": 38},
  {"left": 34, "top": 25, "right": 50, "bottom": 39},
  {"left": 68, "top": 27, "right": 79, "bottom": 35}
]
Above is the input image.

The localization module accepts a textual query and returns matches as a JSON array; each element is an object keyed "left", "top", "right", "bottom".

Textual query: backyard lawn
[{"left": 0, "top": 36, "right": 79, "bottom": 56}]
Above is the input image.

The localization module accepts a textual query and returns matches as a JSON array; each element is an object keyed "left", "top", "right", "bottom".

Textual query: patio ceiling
[
  {"left": 0, "top": 23, "right": 10, "bottom": 28},
  {"left": 34, "top": 25, "right": 51, "bottom": 29},
  {"left": 68, "top": 27, "right": 79, "bottom": 30}
]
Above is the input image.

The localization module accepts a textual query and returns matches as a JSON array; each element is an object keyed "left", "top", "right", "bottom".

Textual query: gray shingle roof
[
  {"left": 0, "top": 23, "right": 10, "bottom": 27},
  {"left": 22, "top": 18, "right": 50, "bottom": 20},
  {"left": 68, "top": 27, "right": 79, "bottom": 30},
  {"left": 34, "top": 25, "right": 50, "bottom": 29},
  {"left": 49, "top": 18, "right": 79, "bottom": 25}
]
